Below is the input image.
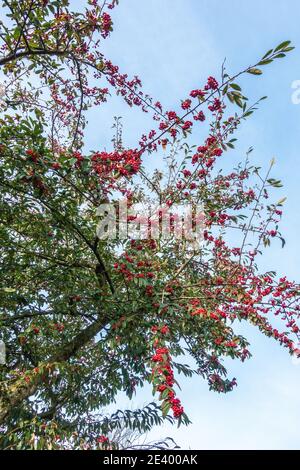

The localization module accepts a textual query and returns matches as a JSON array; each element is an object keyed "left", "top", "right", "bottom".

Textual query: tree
[{"left": 0, "top": 0, "right": 299, "bottom": 450}]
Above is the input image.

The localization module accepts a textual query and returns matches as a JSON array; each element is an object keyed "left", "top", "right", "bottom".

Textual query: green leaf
[
  {"left": 247, "top": 68, "right": 263, "bottom": 75},
  {"left": 277, "top": 197, "right": 287, "bottom": 206},
  {"left": 230, "top": 83, "right": 241, "bottom": 91},
  {"left": 274, "top": 40, "right": 291, "bottom": 52},
  {"left": 261, "top": 48, "right": 273, "bottom": 60},
  {"left": 258, "top": 59, "right": 273, "bottom": 65},
  {"left": 280, "top": 237, "right": 286, "bottom": 248}
]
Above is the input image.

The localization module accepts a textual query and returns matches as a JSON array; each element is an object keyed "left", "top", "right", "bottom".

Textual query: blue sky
[{"left": 75, "top": 0, "right": 300, "bottom": 449}]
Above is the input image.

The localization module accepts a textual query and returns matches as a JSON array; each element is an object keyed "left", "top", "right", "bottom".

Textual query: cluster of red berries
[
  {"left": 206, "top": 76, "right": 219, "bottom": 90},
  {"left": 187, "top": 231, "right": 300, "bottom": 353},
  {"left": 26, "top": 149, "right": 39, "bottom": 162},
  {"left": 52, "top": 323, "right": 65, "bottom": 332},
  {"left": 101, "top": 13, "right": 112, "bottom": 38},
  {"left": 137, "top": 73, "right": 222, "bottom": 152},
  {"left": 91, "top": 149, "right": 141, "bottom": 178},
  {"left": 114, "top": 252, "right": 155, "bottom": 284},
  {"left": 151, "top": 327, "right": 184, "bottom": 419},
  {"left": 97, "top": 435, "right": 109, "bottom": 444}
]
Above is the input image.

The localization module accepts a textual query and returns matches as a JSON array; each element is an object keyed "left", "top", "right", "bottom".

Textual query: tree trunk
[{"left": 0, "top": 317, "right": 107, "bottom": 424}]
